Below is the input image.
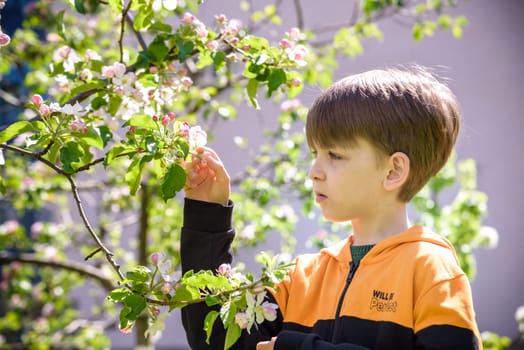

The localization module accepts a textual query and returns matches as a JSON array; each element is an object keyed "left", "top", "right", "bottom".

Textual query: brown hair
[{"left": 306, "top": 66, "right": 460, "bottom": 202}]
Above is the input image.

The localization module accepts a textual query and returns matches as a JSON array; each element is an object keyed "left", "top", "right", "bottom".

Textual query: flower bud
[
  {"left": 31, "top": 94, "right": 44, "bottom": 106},
  {"left": 0, "top": 33, "right": 11, "bottom": 47}
]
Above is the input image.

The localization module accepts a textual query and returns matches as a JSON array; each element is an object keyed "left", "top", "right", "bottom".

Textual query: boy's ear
[{"left": 383, "top": 152, "right": 410, "bottom": 191}]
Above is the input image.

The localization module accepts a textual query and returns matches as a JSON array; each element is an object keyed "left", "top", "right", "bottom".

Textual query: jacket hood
[{"left": 320, "top": 224, "right": 458, "bottom": 265}]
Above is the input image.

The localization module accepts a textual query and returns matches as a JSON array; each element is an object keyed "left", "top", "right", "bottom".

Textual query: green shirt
[{"left": 350, "top": 244, "right": 375, "bottom": 265}]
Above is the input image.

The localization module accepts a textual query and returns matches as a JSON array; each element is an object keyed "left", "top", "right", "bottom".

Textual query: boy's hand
[
  {"left": 256, "top": 337, "right": 276, "bottom": 350},
  {"left": 184, "top": 146, "right": 230, "bottom": 205}
]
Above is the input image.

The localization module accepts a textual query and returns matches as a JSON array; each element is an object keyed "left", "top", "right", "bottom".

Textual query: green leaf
[
  {"left": 212, "top": 52, "right": 226, "bottom": 71},
  {"left": 125, "top": 158, "right": 144, "bottom": 195},
  {"left": 161, "top": 164, "right": 186, "bottom": 201},
  {"left": 123, "top": 294, "right": 147, "bottom": 321},
  {"left": 267, "top": 68, "right": 286, "bottom": 97},
  {"left": 176, "top": 40, "right": 195, "bottom": 62},
  {"left": 124, "top": 115, "right": 157, "bottom": 130},
  {"left": 246, "top": 79, "right": 260, "bottom": 109},
  {"left": 203, "top": 310, "right": 219, "bottom": 344},
  {"left": 108, "top": 287, "right": 131, "bottom": 302},
  {"left": 96, "top": 125, "right": 113, "bottom": 148},
  {"left": 108, "top": 95, "right": 123, "bottom": 116},
  {"left": 104, "top": 144, "right": 133, "bottom": 166},
  {"left": 77, "top": 129, "right": 104, "bottom": 150},
  {"left": 224, "top": 323, "right": 242, "bottom": 350},
  {"left": 0, "top": 121, "right": 34, "bottom": 144},
  {"left": 126, "top": 265, "right": 151, "bottom": 283},
  {"left": 148, "top": 37, "right": 170, "bottom": 62},
  {"left": 60, "top": 141, "right": 85, "bottom": 173},
  {"left": 107, "top": 0, "right": 123, "bottom": 12}
]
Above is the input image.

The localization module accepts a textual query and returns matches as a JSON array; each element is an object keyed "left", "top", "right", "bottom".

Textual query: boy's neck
[{"left": 350, "top": 203, "right": 410, "bottom": 245}]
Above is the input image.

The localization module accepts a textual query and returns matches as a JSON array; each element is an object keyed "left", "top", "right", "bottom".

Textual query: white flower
[
  {"left": 188, "top": 126, "right": 207, "bottom": 149},
  {"left": 152, "top": 0, "right": 177, "bottom": 11},
  {"left": 61, "top": 102, "right": 86, "bottom": 116},
  {"left": 0, "top": 149, "right": 4, "bottom": 166}
]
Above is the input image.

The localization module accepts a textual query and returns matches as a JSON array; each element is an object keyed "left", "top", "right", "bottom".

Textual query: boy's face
[{"left": 308, "top": 138, "right": 390, "bottom": 223}]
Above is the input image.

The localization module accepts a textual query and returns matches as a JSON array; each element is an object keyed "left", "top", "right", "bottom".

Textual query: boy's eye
[{"left": 328, "top": 151, "right": 342, "bottom": 160}]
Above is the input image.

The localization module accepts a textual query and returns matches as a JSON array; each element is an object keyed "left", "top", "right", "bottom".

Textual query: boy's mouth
[{"left": 315, "top": 192, "right": 327, "bottom": 203}]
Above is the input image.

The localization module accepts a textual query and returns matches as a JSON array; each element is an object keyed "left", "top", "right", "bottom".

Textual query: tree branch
[{"left": 0, "top": 251, "right": 116, "bottom": 291}]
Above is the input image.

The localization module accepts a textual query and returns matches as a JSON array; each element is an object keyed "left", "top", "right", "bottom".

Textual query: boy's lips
[{"left": 315, "top": 192, "right": 327, "bottom": 203}]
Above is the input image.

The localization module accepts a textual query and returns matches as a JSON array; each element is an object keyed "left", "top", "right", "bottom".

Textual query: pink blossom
[
  {"left": 235, "top": 312, "right": 249, "bottom": 329},
  {"left": 224, "top": 19, "right": 242, "bottom": 36},
  {"left": 279, "top": 38, "right": 291, "bottom": 49},
  {"left": 149, "top": 66, "right": 158, "bottom": 74},
  {"left": 113, "top": 62, "right": 126, "bottom": 77},
  {"left": 181, "top": 76, "right": 193, "bottom": 88},
  {"left": 287, "top": 45, "right": 308, "bottom": 66},
  {"left": 0, "top": 32, "right": 11, "bottom": 47},
  {"left": 150, "top": 252, "right": 165, "bottom": 266},
  {"left": 167, "top": 112, "right": 176, "bottom": 120},
  {"left": 261, "top": 302, "right": 278, "bottom": 321},
  {"left": 291, "top": 77, "right": 302, "bottom": 87},
  {"left": 161, "top": 114, "right": 170, "bottom": 126},
  {"left": 188, "top": 125, "right": 207, "bottom": 148},
  {"left": 280, "top": 99, "right": 301, "bottom": 112},
  {"left": 178, "top": 121, "right": 190, "bottom": 137},
  {"left": 152, "top": 115, "right": 159, "bottom": 121},
  {"left": 206, "top": 40, "right": 219, "bottom": 51},
  {"left": 217, "top": 263, "right": 232, "bottom": 278},
  {"left": 31, "top": 94, "right": 44, "bottom": 106},
  {"left": 182, "top": 12, "right": 195, "bottom": 24},
  {"left": 195, "top": 23, "right": 208, "bottom": 38},
  {"left": 85, "top": 49, "right": 101, "bottom": 61},
  {"left": 215, "top": 14, "right": 227, "bottom": 23},
  {"left": 286, "top": 27, "right": 301, "bottom": 41},
  {"left": 31, "top": 222, "right": 44, "bottom": 236},
  {"left": 4, "top": 220, "right": 20, "bottom": 235},
  {"left": 70, "top": 119, "right": 88, "bottom": 133},
  {"left": 102, "top": 66, "right": 116, "bottom": 79},
  {"left": 161, "top": 282, "right": 173, "bottom": 295},
  {"left": 242, "top": 44, "right": 250, "bottom": 51},
  {"left": 53, "top": 45, "right": 72, "bottom": 60},
  {"left": 39, "top": 104, "right": 51, "bottom": 117}
]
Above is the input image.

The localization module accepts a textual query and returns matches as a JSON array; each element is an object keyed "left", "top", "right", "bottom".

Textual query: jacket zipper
[{"left": 331, "top": 261, "right": 359, "bottom": 342}]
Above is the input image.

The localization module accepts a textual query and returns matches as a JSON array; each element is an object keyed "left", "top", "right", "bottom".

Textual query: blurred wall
[{"left": 110, "top": 0, "right": 524, "bottom": 347}]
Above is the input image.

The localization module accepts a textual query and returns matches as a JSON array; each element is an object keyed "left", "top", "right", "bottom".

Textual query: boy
[{"left": 181, "top": 66, "right": 482, "bottom": 349}]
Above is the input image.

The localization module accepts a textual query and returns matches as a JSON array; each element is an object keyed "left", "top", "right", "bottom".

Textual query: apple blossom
[
  {"left": 61, "top": 102, "right": 85, "bottom": 116},
  {"left": 182, "top": 12, "right": 195, "bottom": 24},
  {"left": 178, "top": 121, "right": 190, "bottom": 136},
  {"left": 234, "top": 312, "right": 249, "bottom": 330},
  {"left": 261, "top": 301, "right": 278, "bottom": 321},
  {"left": 280, "top": 99, "right": 301, "bottom": 112},
  {"left": 152, "top": 0, "right": 177, "bottom": 12},
  {"left": 279, "top": 38, "right": 291, "bottom": 49},
  {"left": 286, "top": 27, "right": 302, "bottom": 41},
  {"left": 161, "top": 114, "right": 171, "bottom": 126},
  {"left": 180, "top": 76, "right": 193, "bottom": 88},
  {"left": 215, "top": 14, "right": 227, "bottom": 23},
  {"left": 150, "top": 252, "right": 165, "bottom": 266},
  {"left": 223, "top": 19, "right": 242, "bottom": 36},
  {"left": 167, "top": 112, "right": 176, "bottom": 120},
  {"left": 0, "top": 32, "right": 11, "bottom": 47},
  {"left": 217, "top": 263, "right": 232, "bottom": 278},
  {"left": 39, "top": 103, "right": 51, "bottom": 117},
  {"left": 206, "top": 40, "right": 219, "bottom": 51},
  {"left": 70, "top": 119, "right": 88, "bottom": 133},
  {"left": 188, "top": 125, "right": 207, "bottom": 149},
  {"left": 85, "top": 49, "right": 101, "bottom": 61},
  {"left": 31, "top": 94, "right": 44, "bottom": 106},
  {"left": 161, "top": 282, "right": 173, "bottom": 295}
]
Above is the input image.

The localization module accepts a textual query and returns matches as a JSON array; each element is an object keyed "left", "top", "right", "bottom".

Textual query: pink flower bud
[
  {"left": 70, "top": 119, "right": 88, "bottom": 133},
  {"left": 149, "top": 66, "right": 158, "bottom": 74},
  {"left": 181, "top": 77, "right": 193, "bottom": 87},
  {"left": 167, "top": 112, "right": 176, "bottom": 120},
  {"left": 161, "top": 282, "right": 173, "bottom": 295},
  {"left": 206, "top": 40, "right": 219, "bottom": 51},
  {"left": 182, "top": 12, "right": 195, "bottom": 24},
  {"left": 161, "top": 115, "right": 170, "bottom": 126},
  {"left": 279, "top": 38, "right": 291, "bottom": 49},
  {"left": 39, "top": 104, "right": 51, "bottom": 117},
  {"left": 102, "top": 66, "right": 115, "bottom": 78},
  {"left": 217, "top": 263, "right": 232, "bottom": 278},
  {"left": 152, "top": 115, "right": 158, "bottom": 121},
  {"left": 150, "top": 252, "right": 165, "bottom": 266},
  {"left": 31, "top": 94, "right": 44, "bottom": 106},
  {"left": 215, "top": 14, "right": 227, "bottom": 23},
  {"left": 291, "top": 77, "right": 302, "bottom": 87}
]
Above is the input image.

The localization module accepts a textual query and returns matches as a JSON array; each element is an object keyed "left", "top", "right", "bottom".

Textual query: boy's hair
[{"left": 306, "top": 66, "right": 460, "bottom": 202}]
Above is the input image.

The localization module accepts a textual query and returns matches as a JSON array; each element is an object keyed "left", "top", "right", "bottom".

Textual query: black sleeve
[
  {"left": 275, "top": 331, "right": 370, "bottom": 350},
  {"left": 180, "top": 198, "right": 282, "bottom": 350}
]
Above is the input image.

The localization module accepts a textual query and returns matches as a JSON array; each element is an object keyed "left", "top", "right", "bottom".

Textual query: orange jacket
[{"left": 272, "top": 224, "right": 482, "bottom": 349}]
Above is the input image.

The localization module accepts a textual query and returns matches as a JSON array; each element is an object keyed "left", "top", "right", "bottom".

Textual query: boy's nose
[{"left": 308, "top": 161, "right": 325, "bottom": 181}]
